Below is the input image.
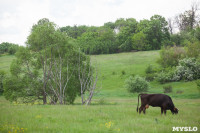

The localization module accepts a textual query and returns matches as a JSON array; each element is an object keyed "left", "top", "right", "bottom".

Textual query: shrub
[
  {"left": 186, "top": 41, "right": 200, "bottom": 58},
  {"left": 145, "top": 64, "right": 155, "bottom": 74},
  {"left": 145, "top": 73, "right": 155, "bottom": 81},
  {"left": 173, "top": 58, "right": 200, "bottom": 81},
  {"left": 156, "top": 70, "right": 174, "bottom": 84},
  {"left": 163, "top": 85, "right": 172, "bottom": 93},
  {"left": 158, "top": 46, "right": 186, "bottom": 68},
  {"left": 121, "top": 70, "right": 126, "bottom": 75},
  {"left": 125, "top": 75, "right": 149, "bottom": 93}
]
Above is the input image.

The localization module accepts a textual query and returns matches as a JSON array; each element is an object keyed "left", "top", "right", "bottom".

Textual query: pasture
[{"left": 0, "top": 51, "right": 200, "bottom": 133}]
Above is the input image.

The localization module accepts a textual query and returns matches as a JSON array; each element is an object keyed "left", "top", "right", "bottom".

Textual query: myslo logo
[{"left": 172, "top": 127, "right": 198, "bottom": 132}]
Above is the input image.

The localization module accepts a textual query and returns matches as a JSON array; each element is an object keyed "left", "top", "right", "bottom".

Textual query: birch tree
[{"left": 78, "top": 52, "right": 100, "bottom": 105}]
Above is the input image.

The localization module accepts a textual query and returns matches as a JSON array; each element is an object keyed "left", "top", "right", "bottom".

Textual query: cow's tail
[{"left": 137, "top": 94, "right": 142, "bottom": 112}]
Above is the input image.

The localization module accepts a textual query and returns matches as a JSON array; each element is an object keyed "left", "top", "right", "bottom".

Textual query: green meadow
[{"left": 0, "top": 51, "right": 200, "bottom": 133}]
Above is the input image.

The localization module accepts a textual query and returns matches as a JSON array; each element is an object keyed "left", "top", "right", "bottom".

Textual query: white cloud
[{"left": 0, "top": 0, "right": 195, "bottom": 46}]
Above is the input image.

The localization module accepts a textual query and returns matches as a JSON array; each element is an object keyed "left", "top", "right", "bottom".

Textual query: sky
[{"left": 0, "top": 0, "right": 196, "bottom": 46}]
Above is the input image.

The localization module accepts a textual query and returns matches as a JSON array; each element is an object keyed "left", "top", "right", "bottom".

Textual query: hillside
[
  {"left": 1, "top": 51, "right": 200, "bottom": 133},
  {"left": 91, "top": 51, "right": 199, "bottom": 99},
  {"left": 1, "top": 51, "right": 199, "bottom": 99}
]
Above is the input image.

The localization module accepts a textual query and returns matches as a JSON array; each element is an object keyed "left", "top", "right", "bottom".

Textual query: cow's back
[{"left": 141, "top": 94, "right": 172, "bottom": 107}]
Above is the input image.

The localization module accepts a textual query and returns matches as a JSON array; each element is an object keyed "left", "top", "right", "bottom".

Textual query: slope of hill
[{"left": 0, "top": 51, "right": 199, "bottom": 99}]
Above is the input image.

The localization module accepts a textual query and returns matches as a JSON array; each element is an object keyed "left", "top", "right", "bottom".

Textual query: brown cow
[{"left": 136, "top": 94, "right": 179, "bottom": 115}]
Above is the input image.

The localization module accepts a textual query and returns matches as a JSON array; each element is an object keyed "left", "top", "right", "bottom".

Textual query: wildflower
[{"left": 105, "top": 121, "right": 113, "bottom": 128}]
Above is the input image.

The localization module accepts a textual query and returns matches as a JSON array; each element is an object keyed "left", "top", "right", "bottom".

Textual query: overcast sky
[{"left": 0, "top": 0, "right": 196, "bottom": 46}]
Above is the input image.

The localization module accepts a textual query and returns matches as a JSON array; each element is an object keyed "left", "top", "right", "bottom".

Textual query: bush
[
  {"left": 186, "top": 41, "right": 200, "bottom": 58},
  {"left": 163, "top": 85, "right": 173, "bottom": 93},
  {"left": 156, "top": 70, "right": 174, "bottom": 84},
  {"left": 125, "top": 75, "right": 149, "bottom": 93},
  {"left": 145, "top": 64, "right": 155, "bottom": 74},
  {"left": 145, "top": 73, "right": 155, "bottom": 81},
  {"left": 158, "top": 46, "right": 186, "bottom": 67},
  {"left": 173, "top": 58, "right": 200, "bottom": 81},
  {"left": 121, "top": 70, "right": 126, "bottom": 75}
]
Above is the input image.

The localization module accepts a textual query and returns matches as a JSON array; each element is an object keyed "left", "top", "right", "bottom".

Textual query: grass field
[
  {"left": 0, "top": 51, "right": 200, "bottom": 133},
  {"left": 0, "top": 97, "right": 200, "bottom": 133}
]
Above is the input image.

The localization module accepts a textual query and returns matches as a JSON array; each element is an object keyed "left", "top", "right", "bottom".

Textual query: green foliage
[
  {"left": 0, "top": 42, "right": 19, "bottom": 55},
  {"left": 4, "top": 18, "right": 90, "bottom": 105},
  {"left": 145, "top": 73, "right": 155, "bottom": 82},
  {"left": 158, "top": 46, "right": 186, "bottom": 67},
  {"left": 125, "top": 75, "right": 149, "bottom": 93},
  {"left": 156, "top": 68, "right": 175, "bottom": 84},
  {"left": 3, "top": 76, "right": 24, "bottom": 102},
  {"left": 145, "top": 64, "right": 155, "bottom": 74},
  {"left": 0, "top": 70, "right": 6, "bottom": 95},
  {"left": 121, "top": 70, "right": 126, "bottom": 75},
  {"left": 77, "top": 27, "right": 117, "bottom": 54},
  {"left": 195, "top": 27, "right": 200, "bottom": 41},
  {"left": 163, "top": 85, "right": 173, "bottom": 93},
  {"left": 137, "top": 15, "right": 170, "bottom": 50},
  {"left": 132, "top": 32, "right": 150, "bottom": 50},
  {"left": 186, "top": 41, "right": 200, "bottom": 58},
  {"left": 60, "top": 25, "right": 88, "bottom": 39},
  {"left": 173, "top": 58, "right": 200, "bottom": 81}
]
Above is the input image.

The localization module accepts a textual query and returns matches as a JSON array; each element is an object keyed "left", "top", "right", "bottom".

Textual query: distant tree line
[
  {"left": 60, "top": 15, "right": 170, "bottom": 54},
  {"left": 0, "top": 42, "right": 19, "bottom": 55},
  {"left": 59, "top": 2, "right": 199, "bottom": 55}
]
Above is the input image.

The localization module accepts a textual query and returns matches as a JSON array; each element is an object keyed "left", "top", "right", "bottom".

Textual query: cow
[{"left": 136, "top": 94, "right": 179, "bottom": 115}]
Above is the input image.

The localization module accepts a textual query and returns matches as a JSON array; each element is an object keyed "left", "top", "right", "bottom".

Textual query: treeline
[
  {"left": 59, "top": 3, "right": 200, "bottom": 55},
  {"left": 0, "top": 42, "right": 19, "bottom": 55},
  {"left": 60, "top": 15, "right": 170, "bottom": 54}
]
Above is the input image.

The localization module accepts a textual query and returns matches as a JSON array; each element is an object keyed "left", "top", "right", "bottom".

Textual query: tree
[
  {"left": 132, "top": 32, "right": 150, "bottom": 50},
  {"left": 4, "top": 18, "right": 89, "bottom": 105},
  {"left": 174, "top": 2, "right": 199, "bottom": 32},
  {"left": 136, "top": 15, "right": 170, "bottom": 50},
  {"left": 0, "top": 42, "right": 19, "bottom": 55},
  {"left": 116, "top": 18, "right": 138, "bottom": 51},
  {"left": 168, "top": 18, "right": 174, "bottom": 34},
  {"left": 78, "top": 52, "right": 100, "bottom": 105},
  {"left": 26, "top": 18, "right": 57, "bottom": 104}
]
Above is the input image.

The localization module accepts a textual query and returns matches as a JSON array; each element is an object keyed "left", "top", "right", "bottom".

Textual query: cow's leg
[
  {"left": 143, "top": 107, "right": 146, "bottom": 114},
  {"left": 139, "top": 106, "right": 143, "bottom": 114},
  {"left": 164, "top": 110, "right": 166, "bottom": 115},
  {"left": 161, "top": 108, "right": 163, "bottom": 115}
]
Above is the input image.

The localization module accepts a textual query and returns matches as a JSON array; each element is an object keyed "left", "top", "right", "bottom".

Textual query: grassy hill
[
  {"left": 0, "top": 51, "right": 200, "bottom": 133},
  {"left": 0, "top": 55, "right": 15, "bottom": 72},
  {"left": 0, "top": 51, "right": 199, "bottom": 99},
  {"left": 90, "top": 51, "right": 199, "bottom": 99}
]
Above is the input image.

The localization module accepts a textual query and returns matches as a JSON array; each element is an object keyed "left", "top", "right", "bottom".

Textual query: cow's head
[{"left": 172, "top": 107, "right": 179, "bottom": 114}]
